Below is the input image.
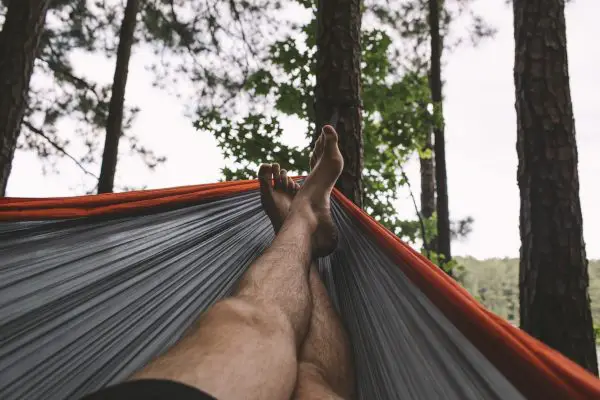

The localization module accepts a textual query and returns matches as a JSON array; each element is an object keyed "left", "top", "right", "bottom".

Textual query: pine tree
[
  {"left": 428, "top": 0, "right": 451, "bottom": 266},
  {"left": 0, "top": 0, "right": 52, "bottom": 195},
  {"left": 98, "top": 0, "right": 140, "bottom": 193},
  {"left": 513, "top": 0, "right": 598, "bottom": 374},
  {"left": 315, "top": 0, "right": 363, "bottom": 206},
  {"left": 0, "top": 1, "right": 163, "bottom": 193}
]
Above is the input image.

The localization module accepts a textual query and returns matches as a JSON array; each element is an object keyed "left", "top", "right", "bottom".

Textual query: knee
[
  {"left": 296, "top": 362, "right": 354, "bottom": 400},
  {"left": 297, "top": 361, "right": 328, "bottom": 385},
  {"left": 295, "top": 362, "right": 345, "bottom": 400}
]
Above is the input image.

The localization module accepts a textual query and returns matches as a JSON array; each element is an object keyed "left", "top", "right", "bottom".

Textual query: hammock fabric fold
[{"left": 0, "top": 179, "right": 599, "bottom": 400}]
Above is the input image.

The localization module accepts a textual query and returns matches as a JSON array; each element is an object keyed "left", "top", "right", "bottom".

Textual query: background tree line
[
  {"left": 0, "top": 0, "right": 597, "bottom": 375},
  {"left": 458, "top": 257, "right": 600, "bottom": 340}
]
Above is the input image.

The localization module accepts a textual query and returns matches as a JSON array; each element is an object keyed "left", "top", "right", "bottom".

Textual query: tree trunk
[
  {"left": 314, "top": 0, "right": 363, "bottom": 207},
  {"left": 97, "top": 0, "right": 140, "bottom": 193},
  {"left": 428, "top": 0, "right": 451, "bottom": 263},
  {"left": 420, "top": 130, "right": 436, "bottom": 254},
  {"left": 420, "top": 132, "right": 436, "bottom": 219},
  {"left": 0, "top": 0, "right": 51, "bottom": 196},
  {"left": 513, "top": 0, "right": 598, "bottom": 375}
]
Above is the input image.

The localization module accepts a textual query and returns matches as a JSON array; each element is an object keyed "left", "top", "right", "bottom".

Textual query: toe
[
  {"left": 310, "top": 136, "right": 322, "bottom": 169},
  {"left": 316, "top": 132, "right": 324, "bottom": 156},
  {"left": 272, "top": 163, "right": 281, "bottom": 188},
  {"left": 322, "top": 125, "right": 340, "bottom": 157},
  {"left": 279, "top": 169, "right": 288, "bottom": 189},
  {"left": 258, "top": 164, "right": 273, "bottom": 193},
  {"left": 287, "top": 176, "right": 295, "bottom": 192},
  {"left": 322, "top": 125, "right": 337, "bottom": 139}
]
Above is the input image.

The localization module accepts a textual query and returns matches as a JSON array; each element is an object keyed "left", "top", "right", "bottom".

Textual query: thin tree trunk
[
  {"left": 420, "top": 130, "right": 436, "bottom": 253},
  {"left": 0, "top": 0, "right": 52, "bottom": 196},
  {"left": 428, "top": 0, "right": 451, "bottom": 263},
  {"left": 513, "top": 0, "right": 598, "bottom": 375},
  {"left": 420, "top": 131, "right": 436, "bottom": 219},
  {"left": 98, "top": 0, "right": 140, "bottom": 193},
  {"left": 315, "top": 0, "right": 363, "bottom": 207}
]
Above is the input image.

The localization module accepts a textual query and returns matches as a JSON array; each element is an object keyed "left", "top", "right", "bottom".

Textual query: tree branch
[
  {"left": 39, "top": 47, "right": 103, "bottom": 102},
  {"left": 399, "top": 165, "right": 430, "bottom": 259},
  {"left": 22, "top": 120, "right": 99, "bottom": 180}
]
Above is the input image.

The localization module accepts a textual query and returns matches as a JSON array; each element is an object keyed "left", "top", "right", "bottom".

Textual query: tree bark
[
  {"left": 513, "top": 0, "right": 598, "bottom": 375},
  {"left": 420, "top": 131, "right": 436, "bottom": 219},
  {"left": 97, "top": 0, "right": 140, "bottom": 193},
  {"left": 315, "top": 0, "right": 363, "bottom": 207},
  {"left": 0, "top": 0, "right": 52, "bottom": 196},
  {"left": 420, "top": 130, "right": 436, "bottom": 255},
  {"left": 428, "top": 0, "right": 451, "bottom": 263}
]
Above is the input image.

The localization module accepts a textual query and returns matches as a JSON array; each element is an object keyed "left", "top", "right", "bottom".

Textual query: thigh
[{"left": 131, "top": 298, "right": 299, "bottom": 400}]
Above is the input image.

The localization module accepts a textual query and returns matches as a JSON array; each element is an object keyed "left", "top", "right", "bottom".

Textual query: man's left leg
[
  {"left": 258, "top": 162, "right": 355, "bottom": 400},
  {"left": 293, "top": 264, "right": 355, "bottom": 400}
]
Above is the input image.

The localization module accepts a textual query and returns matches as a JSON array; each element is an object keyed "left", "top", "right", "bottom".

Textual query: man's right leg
[
  {"left": 127, "top": 218, "right": 313, "bottom": 400},
  {"left": 293, "top": 265, "right": 355, "bottom": 400}
]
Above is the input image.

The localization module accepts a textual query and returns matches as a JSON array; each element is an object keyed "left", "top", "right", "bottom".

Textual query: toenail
[{"left": 322, "top": 125, "right": 334, "bottom": 135}]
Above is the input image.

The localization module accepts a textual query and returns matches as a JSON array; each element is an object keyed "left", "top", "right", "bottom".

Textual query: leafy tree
[
  {"left": 368, "top": 0, "right": 494, "bottom": 262},
  {"left": 513, "top": 0, "right": 597, "bottom": 374},
  {"left": 195, "top": 0, "right": 493, "bottom": 255},
  {"left": 196, "top": 2, "right": 433, "bottom": 244}
]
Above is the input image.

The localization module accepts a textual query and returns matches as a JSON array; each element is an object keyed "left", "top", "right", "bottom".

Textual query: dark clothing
[{"left": 81, "top": 379, "right": 217, "bottom": 400}]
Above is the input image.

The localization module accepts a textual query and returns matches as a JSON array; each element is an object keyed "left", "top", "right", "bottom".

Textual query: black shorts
[{"left": 81, "top": 379, "right": 216, "bottom": 400}]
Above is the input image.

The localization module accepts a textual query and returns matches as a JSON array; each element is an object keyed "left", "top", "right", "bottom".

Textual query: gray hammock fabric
[{"left": 0, "top": 191, "right": 525, "bottom": 399}]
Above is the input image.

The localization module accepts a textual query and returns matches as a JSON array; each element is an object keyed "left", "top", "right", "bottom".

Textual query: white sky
[{"left": 6, "top": 0, "right": 600, "bottom": 260}]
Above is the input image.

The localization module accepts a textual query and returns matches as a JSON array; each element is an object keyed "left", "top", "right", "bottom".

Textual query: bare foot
[
  {"left": 258, "top": 125, "right": 343, "bottom": 257},
  {"left": 291, "top": 125, "right": 344, "bottom": 257},
  {"left": 258, "top": 163, "right": 300, "bottom": 232}
]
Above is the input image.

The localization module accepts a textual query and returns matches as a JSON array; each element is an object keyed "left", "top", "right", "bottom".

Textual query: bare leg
[
  {"left": 293, "top": 265, "right": 355, "bottom": 399},
  {"left": 130, "top": 126, "right": 344, "bottom": 400},
  {"left": 260, "top": 156, "right": 355, "bottom": 399}
]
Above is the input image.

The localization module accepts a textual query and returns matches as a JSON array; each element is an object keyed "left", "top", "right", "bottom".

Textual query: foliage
[
  {"left": 368, "top": 0, "right": 497, "bottom": 74},
  {"left": 2, "top": 0, "right": 491, "bottom": 245},
  {"left": 2, "top": 0, "right": 283, "bottom": 192},
  {"left": 195, "top": 0, "right": 494, "bottom": 248},
  {"left": 458, "top": 257, "right": 600, "bottom": 334},
  {"left": 1, "top": 1, "right": 164, "bottom": 192},
  {"left": 195, "top": 4, "right": 435, "bottom": 243},
  {"left": 139, "top": 0, "right": 287, "bottom": 108}
]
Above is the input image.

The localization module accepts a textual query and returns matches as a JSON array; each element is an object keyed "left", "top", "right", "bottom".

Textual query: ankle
[{"left": 287, "top": 204, "right": 319, "bottom": 233}]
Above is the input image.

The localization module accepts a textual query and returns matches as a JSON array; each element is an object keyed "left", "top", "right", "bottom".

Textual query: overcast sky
[{"left": 6, "top": 0, "right": 600, "bottom": 260}]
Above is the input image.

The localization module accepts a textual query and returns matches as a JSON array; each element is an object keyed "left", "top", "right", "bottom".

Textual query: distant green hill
[{"left": 455, "top": 257, "right": 600, "bottom": 328}]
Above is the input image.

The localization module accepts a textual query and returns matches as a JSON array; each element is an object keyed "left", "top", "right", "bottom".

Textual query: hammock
[{"left": 0, "top": 180, "right": 598, "bottom": 400}]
